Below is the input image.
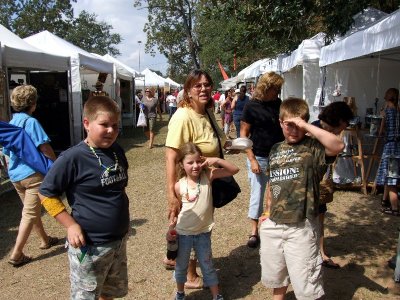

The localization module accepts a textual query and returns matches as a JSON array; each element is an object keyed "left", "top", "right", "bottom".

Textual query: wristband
[{"left": 41, "top": 196, "right": 66, "bottom": 217}]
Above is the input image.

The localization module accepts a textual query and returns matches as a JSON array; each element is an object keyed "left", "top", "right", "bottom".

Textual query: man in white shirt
[{"left": 166, "top": 91, "right": 177, "bottom": 120}]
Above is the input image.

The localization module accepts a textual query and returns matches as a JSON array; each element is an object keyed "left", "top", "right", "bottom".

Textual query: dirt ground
[{"left": 1, "top": 113, "right": 400, "bottom": 299}]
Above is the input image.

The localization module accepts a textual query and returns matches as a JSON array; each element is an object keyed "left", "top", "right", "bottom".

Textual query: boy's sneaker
[
  {"left": 175, "top": 291, "right": 185, "bottom": 300},
  {"left": 214, "top": 295, "right": 224, "bottom": 300}
]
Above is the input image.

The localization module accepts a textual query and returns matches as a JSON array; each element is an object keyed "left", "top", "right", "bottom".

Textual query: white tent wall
[
  {"left": 281, "top": 61, "right": 321, "bottom": 122},
  {"left": 303, "top": 61, "right": 322, "bottom": 122},
  {"left": 279, "top": 33, "right": 326, "bottom": 121},
  {"left": 323, "top": 57, "right": 400, "bottom": 121},
  {"left": 71, "top": 57, "right": 83, "bottom": 145},
  {"left": 281, "top": 66, "right": 303, "bottom": 100}
]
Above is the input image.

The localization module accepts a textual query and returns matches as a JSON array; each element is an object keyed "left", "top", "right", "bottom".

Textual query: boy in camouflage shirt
[{"left": 259, "top": 98, "right": 344, "bottom": 300}]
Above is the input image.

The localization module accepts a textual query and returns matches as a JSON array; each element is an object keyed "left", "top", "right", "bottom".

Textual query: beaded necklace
[
  {"left": 185, "top": 176, "right": 201, "bottom": 202},
  {"left": 86, "top": 140, "right": 118, "bottom": 174}
]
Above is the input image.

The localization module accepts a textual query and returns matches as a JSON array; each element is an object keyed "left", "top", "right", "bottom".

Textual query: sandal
[
  {"left": 381, "top": 198, "right": 391, "bottom": 208},
  {"left": 247, "top": 235, "right": 260, "bottom": 248},
  {"left": 39, "top": 236, "right": 59, "bottom": 249},
  {"left": 322, "top": 258, "right": 340, "bottom": 269},
  {"left": 184, "top": 276, "right": 204, "bottom": 289},
  {"left": 8, "top": 253, "right": 32, "bottom": 267},
  {"left": 382, "top": 207, "right": 400, "bottom": 216}
]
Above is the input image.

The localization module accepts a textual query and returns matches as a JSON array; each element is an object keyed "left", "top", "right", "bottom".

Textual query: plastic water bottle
[{"left": 166, "top": 229, "right": 178, "bottom": 260}]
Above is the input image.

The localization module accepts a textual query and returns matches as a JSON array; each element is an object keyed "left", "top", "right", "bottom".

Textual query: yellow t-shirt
[{"left": 165, "top": 107, "right": 225, "bottom": 157}]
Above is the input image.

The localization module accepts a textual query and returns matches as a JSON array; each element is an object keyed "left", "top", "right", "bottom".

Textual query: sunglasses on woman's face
[{"left": 192, "top": 82, "right": 212, "bottom": 91}]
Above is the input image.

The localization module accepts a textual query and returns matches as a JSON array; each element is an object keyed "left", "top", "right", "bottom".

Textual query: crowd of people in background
[{"left": 2, "top": 69, "right": 399, "bottom": 300}]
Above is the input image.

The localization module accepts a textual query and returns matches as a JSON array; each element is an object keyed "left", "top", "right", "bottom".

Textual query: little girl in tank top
[{"left": 168, "top": 142, "right": 239, "bottom": 300}]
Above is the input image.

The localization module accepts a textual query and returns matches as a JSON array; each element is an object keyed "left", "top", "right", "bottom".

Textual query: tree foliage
[
  {"left": 65, "top": 11, "right": 122, "bottom": 56},
  {"left": 0, "top": 0, "right": 122, "bottom": 56},
  {"left": 137, "top": 0, "right": 399, "bottom": 81},
  {"left": 134, "top": 0, "right": 201, "bottom": 82}
]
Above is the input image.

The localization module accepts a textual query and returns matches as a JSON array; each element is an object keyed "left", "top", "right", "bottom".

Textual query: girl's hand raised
[{"left": 201, "top": 157, "right": 221, "bottom": 168}]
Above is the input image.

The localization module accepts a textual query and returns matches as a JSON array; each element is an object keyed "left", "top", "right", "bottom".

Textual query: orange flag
[{"left": 217, "top": 60, "right": 229, "bottom": 80}]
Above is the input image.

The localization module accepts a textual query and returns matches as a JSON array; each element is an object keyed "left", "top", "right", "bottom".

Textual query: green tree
[
  {"left": 134, "top": 0, "right": 201, "bottom": 78},
  {"left": 6, "top": 0, "right": 75, "bottom": 37},
  {"left": 65, "top": 11, "right": 122, "bottom": 56},
  {"left": 198, "top": 0, "right": 400, "bottom": 81},
  {"left": 0, "top": 1, "right": 22, "bottom": 29},
  {"left": 0, "top": 0, "right": 121, "bottom": 56}
]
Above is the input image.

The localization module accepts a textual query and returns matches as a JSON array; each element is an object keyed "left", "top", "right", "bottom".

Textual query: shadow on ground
[{"left": 0, "top": 190, "right": 24, "bottom": 259}]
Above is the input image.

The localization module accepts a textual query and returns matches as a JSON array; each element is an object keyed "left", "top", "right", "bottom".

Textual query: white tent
[
  {"left": 319, "top": 8, "right": 400, "bottom": 121},
  {"left": 0, "top": 25, "right": 69, "bottom": 71},
  {"left": 237, "top": 58, "right": 269, "bottom": 82},
  {"left": 24, "top": 31, "right": 113, "bottom": 143},
  {"left": 280, "top": 32, "right": 326, "bottom": 121},
  {"left": 259, "top": 57, "right": 281, "bottom": 74},
  {"left": 220, "top": 76, "right": 239, "bottom": 91},
  {"left": 1, "top": 25, "right": 70, "bottom": 128},
  {"left": 135, "top": 68, "right": 166, "bottom": 87},
  {"left": 100, "top": 54, "right": 138, "bottom": 127},
  {"left": 165, "top": 77, "right": 180, "bottom": 88}
]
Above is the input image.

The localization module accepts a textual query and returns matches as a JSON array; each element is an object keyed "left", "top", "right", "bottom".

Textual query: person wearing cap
[
  {"left": 231, "top": 86, "right": 250, "bottom": 138},
  {"left": 89, "top": 80, "right": 109, "bottom": 100}
]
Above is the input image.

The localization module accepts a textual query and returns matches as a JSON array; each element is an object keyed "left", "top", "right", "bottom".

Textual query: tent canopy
[
  {"left": 237, "top": 58, "right": 269, "bottom": 81},
  {"left": 220, "top": 76, "right": 238, "bottom": 90},
  {"left": 135, "top": 68, "right": 166, "bottom": 87},
  {"left": 91, "top": 53, "right": 134, "bottom": 81},
  {"left": 165, "top": 77, "right": 180, "bottom": 88},
  {"left": 259, "top": 58, "right": 280, "bottom": 74},
  {"left": 24, "top": 30, "right": 113, "bottom": 74},
  {"left": 103, "top": 54, "right": 139, "bottom": 78},
  {"left": 320, "top": 9, "right": 400, "bottom": 66},
  {"left": 281, "top": 32, "right": 325, "bottom": 73},
  {"left": 0, "top": 25, "right": 69, "bottom": 71}
]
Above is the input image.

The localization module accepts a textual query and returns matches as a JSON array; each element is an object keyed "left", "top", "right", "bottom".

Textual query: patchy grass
[{"left": 0, "top": 113, "right": 399, "bottom": 299}]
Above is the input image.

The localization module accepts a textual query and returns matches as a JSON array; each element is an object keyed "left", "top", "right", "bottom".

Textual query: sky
[{"left": 72, "top": 0, "right": 169, "bottom": 75}]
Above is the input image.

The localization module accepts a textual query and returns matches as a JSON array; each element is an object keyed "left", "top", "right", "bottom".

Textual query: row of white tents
[
  {"left": 223, "top": 7, "right": 400, "bottom": 122},
  {"left": 0, "top": 26, "right": 180, "bottom": 150}
]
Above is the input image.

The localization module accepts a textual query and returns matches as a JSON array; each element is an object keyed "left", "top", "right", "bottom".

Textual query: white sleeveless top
[{"left": 176, "top": 171, "right": 215, "bottom": 235}]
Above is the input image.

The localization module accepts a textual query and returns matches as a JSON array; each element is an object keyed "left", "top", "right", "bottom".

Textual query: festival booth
[
  {"left": 103, "top": 54, "right": 138, "bottom": 127},
  {"left": 319, "top": 8, "right": 400, "bottom": 123},
  {"left": 87, "top": 54, "right": 137, "bottom": 127},
  {"left": 0, "top": 25, "right": 72, "bottom": 151},
  {"left": 24, "top": 31, "right": 113, "bottom": 145},
  {"left": 319, "top": 8, "right": 400, "bottom": 188},
  {"left": 135, "top": 68, "right": 166, "bottom": 90},
  {"left": 280, "top": 32, "right": 326, "bottom": 122}
]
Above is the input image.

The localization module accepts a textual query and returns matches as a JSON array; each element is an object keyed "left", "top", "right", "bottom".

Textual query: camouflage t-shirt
[{"left": 268, "top": 136, "right": 327, "bottom": 224}]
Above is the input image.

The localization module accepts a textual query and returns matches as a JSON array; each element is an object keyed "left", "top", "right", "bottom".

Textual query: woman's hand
[
  {"left": 250, "top": 159, "right": 261, "bottom": 174},
  {"left": 168, "top": 195, "right": 181, "bottom": 226}
]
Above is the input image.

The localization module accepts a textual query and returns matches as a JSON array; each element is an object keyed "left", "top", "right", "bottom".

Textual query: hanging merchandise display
[{"left": 332, "top": 69, "right": 342, "bottom": 97}]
